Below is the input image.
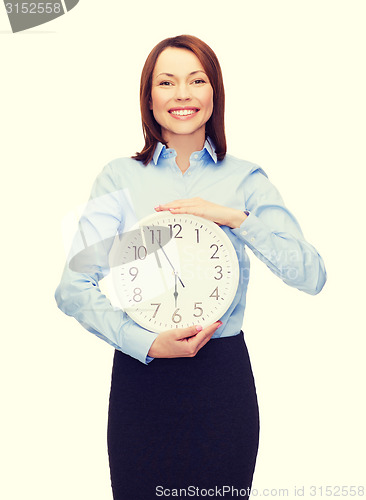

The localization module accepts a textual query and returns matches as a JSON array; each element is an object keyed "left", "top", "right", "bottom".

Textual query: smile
[{"left": 169, "top": 108, "right": 199, "bottom": 118}]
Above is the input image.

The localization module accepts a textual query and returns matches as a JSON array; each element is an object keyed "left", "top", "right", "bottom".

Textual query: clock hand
[
  {"left": 157, "top": 241, "right": 185, "bottom": 288},
  {"left": 174, "top": 272, "right": 178, "bottom": 307}
]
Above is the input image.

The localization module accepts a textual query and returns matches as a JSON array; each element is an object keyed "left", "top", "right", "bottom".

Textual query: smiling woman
[
  {"left": 55, "top": 34, "right": 327, "bottom": 500},
  {"left": 133, "top": 35, "right": 226, "bottom": 169},
  {"left": 147, "top": 49, "right": 214, "bottom": 174}
]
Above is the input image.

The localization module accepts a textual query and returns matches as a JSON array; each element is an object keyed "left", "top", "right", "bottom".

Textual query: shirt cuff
[
  {"left": 231, "top": 210, "right": 260, "bottom": 245},
  {"left": 120, "top": 320, "right": 159, "bottom": 365},
  {"left": 231, "top": 210, "right": 272, "bottom": 251}
]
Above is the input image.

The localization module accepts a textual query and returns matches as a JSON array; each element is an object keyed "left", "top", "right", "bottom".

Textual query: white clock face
[{"left": 110, "top": 212, "right": 239, "bottom": 333}]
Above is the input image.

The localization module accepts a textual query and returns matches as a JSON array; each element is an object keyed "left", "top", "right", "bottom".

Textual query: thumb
[{"left": 174, "top": 325, "right": 203, "bottom": 340}]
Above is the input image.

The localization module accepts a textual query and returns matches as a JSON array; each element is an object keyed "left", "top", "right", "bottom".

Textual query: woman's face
[{"left": 150, "top": 47, "right": 214, "bottom": 144}]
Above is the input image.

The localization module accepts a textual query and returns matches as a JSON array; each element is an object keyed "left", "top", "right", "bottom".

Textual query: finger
[
  {"left": 154, "top": 205, "right": 179, "bottom": 212},
  {"left": 181, "top": 321, "right": 221, "bottom": 347},
  {"left": 194, "top": 321, "right": 222, "bottom": 351},
  {"left": 168, "top": 207, "right": 217, "bottom": 223},
  {"left": 174, "top": 324, "right": 203, "bottom": 340},
  {"left": 154, "top": 206, "right": 171, "bottom": 212},
  {"left": 168, "top": 206, "right": 198, "bottom": 215}
]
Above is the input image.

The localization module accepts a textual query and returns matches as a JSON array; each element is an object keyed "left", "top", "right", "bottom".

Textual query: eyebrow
[{"left": 155, "top": 70, "right": 207, "bottom": 79}]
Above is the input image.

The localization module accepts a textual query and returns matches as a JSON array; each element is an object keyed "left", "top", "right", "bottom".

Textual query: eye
[
  {"left": 159, "top": 81, "right": 173, "bottom": 86},
  {"left": 192, "top": 79, "right": 206, "bottom": 85}
]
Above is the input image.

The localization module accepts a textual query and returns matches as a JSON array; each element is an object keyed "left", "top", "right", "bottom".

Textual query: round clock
[{"left": 110, "top": 211, "right": 239, "bottom": 333}]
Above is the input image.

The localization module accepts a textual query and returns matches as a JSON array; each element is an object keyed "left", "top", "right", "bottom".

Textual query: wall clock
[{"left": 110, "top": 211, "right": 239, "bottom": 333}]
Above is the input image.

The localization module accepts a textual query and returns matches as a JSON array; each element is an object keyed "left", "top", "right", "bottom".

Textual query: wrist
[{"left": 228, "top": 209, "right": 249, "bottom": 229}]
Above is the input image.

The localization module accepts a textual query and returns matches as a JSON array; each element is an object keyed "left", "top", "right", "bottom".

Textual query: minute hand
[{"left": 157, "top": 241, "right": 185, "bottom": 288}]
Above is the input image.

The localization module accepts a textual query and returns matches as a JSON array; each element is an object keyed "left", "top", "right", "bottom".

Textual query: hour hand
[{"left": 174, "top": 272, "right": 178, "bottom": 307}]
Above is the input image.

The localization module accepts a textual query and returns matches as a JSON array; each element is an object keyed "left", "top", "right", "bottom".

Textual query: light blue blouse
[{"left": 55, "top": 137, "right": 326, "bottom": 364}]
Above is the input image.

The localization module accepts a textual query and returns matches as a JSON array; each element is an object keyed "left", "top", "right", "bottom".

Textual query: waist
[{"left": 114, "top": 330, "right": 247, "bottom": 374}]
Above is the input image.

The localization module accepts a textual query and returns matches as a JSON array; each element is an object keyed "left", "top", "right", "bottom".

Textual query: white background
[{"left": 1, "top": 1, "right": 365, "bottom": 498}]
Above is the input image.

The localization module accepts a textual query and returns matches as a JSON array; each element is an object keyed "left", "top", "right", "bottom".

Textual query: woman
[{"left": 55, "top": 35, "right": 327, "bottom": 499}]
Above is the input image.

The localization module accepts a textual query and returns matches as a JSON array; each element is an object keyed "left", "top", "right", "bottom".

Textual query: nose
[{"left": 174, "top": 83, "right": 191, "bottom": 101}]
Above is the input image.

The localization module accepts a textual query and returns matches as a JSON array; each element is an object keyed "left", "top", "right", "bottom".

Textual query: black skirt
[{"left": 107, "top": 331, "right": 260, "bottom": 500}]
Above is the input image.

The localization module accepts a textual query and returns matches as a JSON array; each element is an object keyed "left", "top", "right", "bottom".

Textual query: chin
[{"left": 169, "top": 123, "right": 206, "bottom": 135}]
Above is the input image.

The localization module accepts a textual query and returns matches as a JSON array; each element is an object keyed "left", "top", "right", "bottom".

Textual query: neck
[{"left": 163, "top": 129, "right": 206, "bottom": 174}]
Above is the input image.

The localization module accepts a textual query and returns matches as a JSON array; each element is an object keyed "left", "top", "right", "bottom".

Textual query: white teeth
[{"left": 170, "top": 109, "right": 197, "bottom": 116}]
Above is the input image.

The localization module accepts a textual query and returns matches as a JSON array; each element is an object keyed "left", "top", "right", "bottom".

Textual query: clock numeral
[
  {"left": 129, "top": 267, "right": 138, "bottom": 281},
  {"left": 150, "top": 229, "right": 161, "bottom": 245},
  {"left": 210, "top": 244, "right": 219, "bottom": 259},
  {"left": 172, "top": 308, "right": 182, "bottom": 324},
  {"left": 214, "top": 265, "right": 223, "bottom": 280},
  {"left": 133, "top": 245, "right": 147, "bottom": 260},
  {"left": 193, "top": 302, "right": 203, "bottom": 317},
  {"left": 151, "top": 303, "right": 161, "bottom": 318},
  {"left": 209, "top": 287, "right": 220, "bottom": 300},
  {"left": 195, "top": 228, "right": 200, "bottom": 243},
  {"left": 133, "top": 287, "right": 142, "bottom": 302},
  {"left": 168, "top": 223, "right": 183, "bottom": 239}
]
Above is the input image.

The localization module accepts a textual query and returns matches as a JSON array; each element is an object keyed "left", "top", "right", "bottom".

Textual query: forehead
[{"left": 153, "top": 47, "right": 205, "bottom": 77}]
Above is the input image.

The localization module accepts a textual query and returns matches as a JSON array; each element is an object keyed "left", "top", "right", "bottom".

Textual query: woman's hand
[
  {"left": 147, "top": 322, "right": 222, "bottom": 358},
  {"left": 155, "top": 198, "right": 247, "bottom": 228}
]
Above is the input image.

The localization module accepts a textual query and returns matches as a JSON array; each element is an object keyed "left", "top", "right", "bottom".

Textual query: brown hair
[{"left": 132, "top": 34, "right": 226, "bottom": 165}]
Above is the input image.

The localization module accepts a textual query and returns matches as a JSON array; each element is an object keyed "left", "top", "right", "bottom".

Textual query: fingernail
[
  {"left": 154, "top": 206, "right": 160, "bottom": 210},
  {"left": 196, "top": 325, "right": 203, "bottom": 332},
  {"left": 216, "top": 321, "right": 223, "bottom": 327}
]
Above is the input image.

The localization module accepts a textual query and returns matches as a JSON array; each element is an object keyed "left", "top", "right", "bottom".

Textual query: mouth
[{"left": 168, "top": 107, "right": 200, "bottom": 119}]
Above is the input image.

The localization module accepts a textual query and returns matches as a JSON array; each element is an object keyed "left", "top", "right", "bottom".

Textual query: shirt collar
[{"left": 152, "top": 136, "right": 218, "bottom": 165}]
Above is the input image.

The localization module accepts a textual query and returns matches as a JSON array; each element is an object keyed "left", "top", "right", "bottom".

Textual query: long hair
[{"left": 132, "top": 34, "right": 226, "bottom": 165}]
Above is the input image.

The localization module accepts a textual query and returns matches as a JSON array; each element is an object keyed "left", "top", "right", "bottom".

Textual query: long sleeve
[
  {"left": 231, "top": 168, "right": 327, "bottom": 295},
  {"left": 54, "top": 163, "right": 159, "bottom": 364}
]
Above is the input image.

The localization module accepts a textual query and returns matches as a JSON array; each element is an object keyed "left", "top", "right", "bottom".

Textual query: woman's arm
[
  {"left": 233, "top": 168, "right": 327, "bottom": 295},
  {"left": 55, "top": 163, "right": 160, "bottom": 364},
  {"left": 147, "top": 322, "right": 222, "bottom": 358},
  {"left": 156, "top": 170, "right": 327, "bottom": 295},
  {"left": 56, "top": 163, "right": 226, "bottom": 363}
]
